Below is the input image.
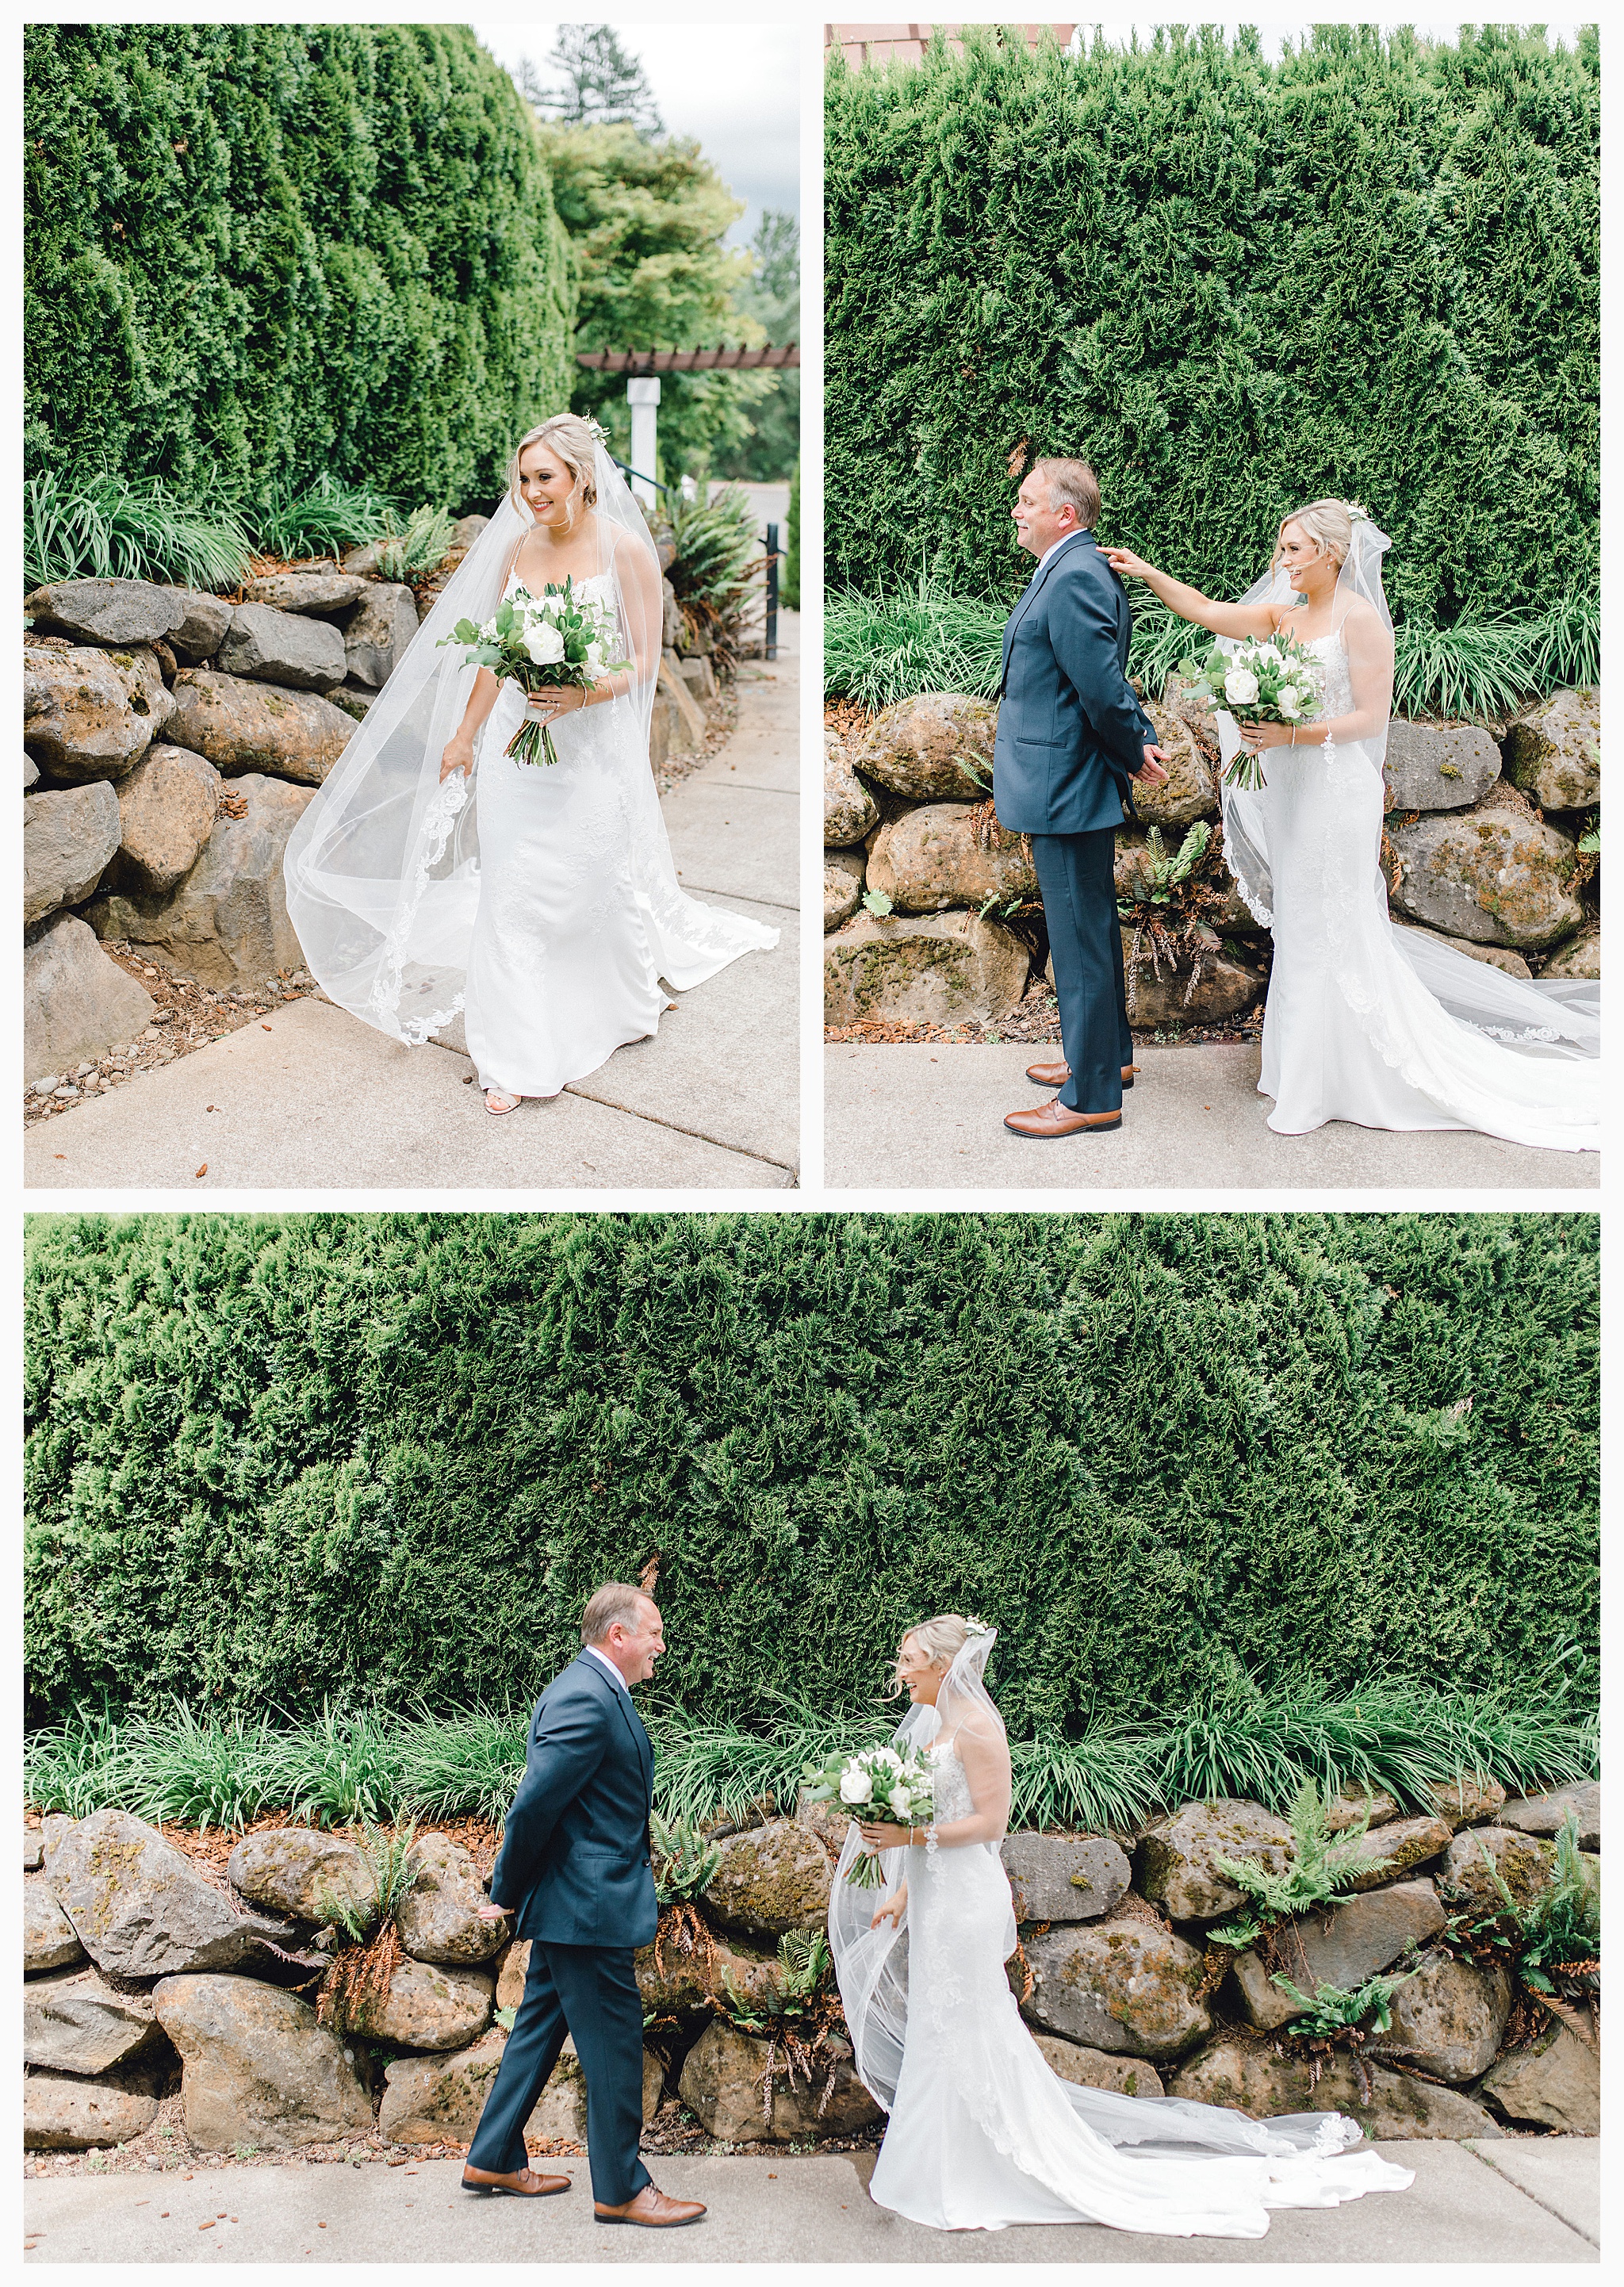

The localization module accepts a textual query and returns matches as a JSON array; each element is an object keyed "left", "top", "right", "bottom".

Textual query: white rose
[
  {"left": 1257, "top": 644, "right": 1283, "bottom": 667},
  {"left": 889, "top": 1786, "right": 914, "bottom": 1818},
  {"left": 1224, "top": 668, "right": 1260, "bottom": 706},
  {"left": 839, "top": 1768, "right": 873, "bottom": 1806},
  {"left": 875, "top": 1749, "right": 902, "bottom": 1772},
  {"left": 1277, "top": 686, "right": 1303, "bottom": 719},
  {"left": 523, "top": 623, "right": 565, "bottom": 666}
]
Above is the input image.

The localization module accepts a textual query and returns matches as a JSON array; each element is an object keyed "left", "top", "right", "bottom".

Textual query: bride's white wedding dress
[
  {"left": 859, "top": 1741, "right": 1411, "bottom": 2238},
  {"left": 283, "top": 438, "right": 776, "bottom": 1097},
  {"left": 1229, "top": 629, "right": 1599, "bottom": 1149},
  {"left": 464, "top": 570, "right": 775, "bottom": 1098}
]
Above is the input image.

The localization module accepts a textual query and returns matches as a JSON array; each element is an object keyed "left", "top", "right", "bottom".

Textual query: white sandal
[{"left": 484, "top": 1089, "right": 522, "bottom": 1117}]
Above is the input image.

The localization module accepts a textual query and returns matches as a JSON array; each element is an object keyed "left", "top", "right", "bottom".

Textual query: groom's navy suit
[
  {"left": 466, "top": 1650, "right": 657, "bottom": 2203},
  {"left": 994, "top": 528, "right": 1155, "bottom": 1114}
]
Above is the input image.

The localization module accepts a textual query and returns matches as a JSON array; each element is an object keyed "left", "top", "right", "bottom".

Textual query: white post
[{"left": 626, "top": 377, "right": 661, "bottom": 508}]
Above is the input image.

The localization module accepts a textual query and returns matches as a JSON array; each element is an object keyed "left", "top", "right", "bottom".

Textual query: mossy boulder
[
  {"left": 677, "top": 2016, "right": 880, "bottom": 2142},
  {"left": 1021, "top": 1918, "right": 1212, "bottom": 2059},
  {"left": 867, "top": 799, "right": 1038, "bottom": 914},
  {"left": 1388, "top": 802, "right": 1584, "bottom": 949},
  {"left": 824, "top": 907, "right": 1029, "bottom": 1024},
  {"left": 1170, "top": 2036, "right": 1503, "bottom": 2139},
  {"left": 848, "top": 692, "right": 996, "bottom": 802},
  {"left": 1136, "top": 1799, "right": 1293, "bottom": 1924},
  {"left": 1504, "top": 688, "right": 1599, "bottom": 813},
  {"left": 703, "top": 1819, "right": 833, "bottom": 1939}
]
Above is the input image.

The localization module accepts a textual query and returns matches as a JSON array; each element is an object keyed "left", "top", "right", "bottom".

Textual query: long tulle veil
[
  {"left": 1210, "top": 517, "right": 1598, "bottom": 1062},
  {"left": 283, "top": 435, "right": 721, "bottom": 1045}
]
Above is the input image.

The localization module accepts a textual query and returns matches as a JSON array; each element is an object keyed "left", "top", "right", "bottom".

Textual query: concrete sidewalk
[
  {"left": 825, "top": 1043, "right": 1599, "bottom": 1191},
  {"left": 25, "top": 649, "right": 799, "bottom": 1194},
  {"left": 21, "top": 2140, "right": 1599, "bottom": 2264}
]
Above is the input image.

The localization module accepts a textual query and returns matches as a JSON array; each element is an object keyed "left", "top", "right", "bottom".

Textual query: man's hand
[
  {"left": 1133, "top": 743, "right": 1170, "bottom": 787},
  {"left": 476, "top": 1903, "right": 511, "bottom": 1925}
]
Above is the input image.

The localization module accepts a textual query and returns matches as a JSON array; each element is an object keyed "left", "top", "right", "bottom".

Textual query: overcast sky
[{"left": 470, "top": 17, "right": 799, "bottom": 247}]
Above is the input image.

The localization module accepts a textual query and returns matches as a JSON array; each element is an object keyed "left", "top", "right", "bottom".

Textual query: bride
[
  {"left": 285, "top": 416, "right": 776, "bottom": 1116},
  {"left": 829, "top": 1615, "right": 1414, "bottom": 2237},
  {"left": 1099, "top": 504, "right": 1598, "bottom": 1152}
]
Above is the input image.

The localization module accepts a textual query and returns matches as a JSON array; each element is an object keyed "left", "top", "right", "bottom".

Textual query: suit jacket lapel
[
  {"left": 1002, "top": 528, "right": 1095, "bottom": 685},
  {"left": 576, "top": 1653, "right": 652, "bottom": 1792}
]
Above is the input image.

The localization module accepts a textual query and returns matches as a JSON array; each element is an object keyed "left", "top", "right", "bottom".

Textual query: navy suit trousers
[
  {"left": 1030, "top": 829, "right": 1132, "bottom": 1113},
  {"left": 465, "top": 1939, "right": 650, "bottom": 2206}
]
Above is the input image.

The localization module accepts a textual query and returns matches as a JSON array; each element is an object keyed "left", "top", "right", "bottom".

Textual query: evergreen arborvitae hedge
[
  {"left": 825, "top": 25, "right": 1599, "bottom": 624},
  {"left": 25, "top": 24, "right": 575, "bottom": 508},
  {"left": 24, "top": 1213, "right": 1596, "bottom": 1733}
]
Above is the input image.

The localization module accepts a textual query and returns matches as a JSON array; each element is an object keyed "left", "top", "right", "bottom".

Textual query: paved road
[
  {"left": 825, "top": 1042, "right": 1599, "bottom": 1192},
  {"left": 21, "top": 2140, "right": 1598, "bottom": 2264},
  {"left": 25, "top": 637, "right": 799, "bottom": 1195}
]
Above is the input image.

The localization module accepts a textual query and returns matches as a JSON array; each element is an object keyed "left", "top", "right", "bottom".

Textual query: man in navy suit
[
  {"left": 462, "top": 1583, "right": 705, "bottom": 2229},
  {"left": 993, "top": 458, "right": 1170, "bottom": 1138}
]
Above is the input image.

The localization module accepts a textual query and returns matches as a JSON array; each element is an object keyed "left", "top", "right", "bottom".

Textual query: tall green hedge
[
  {"left": 825, "top": 25, "right": 1599, "bottom": 623},
  {"left": 25, "top": 24, "right": 576, "bottom": 509},
  {"left": 24, "top": 1213, "right": 1596, "bottom": 1733}
]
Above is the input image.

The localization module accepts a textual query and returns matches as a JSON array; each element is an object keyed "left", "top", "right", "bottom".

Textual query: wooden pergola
[{"left": 576, "top": 345, "right": 799, "bottom": 374}]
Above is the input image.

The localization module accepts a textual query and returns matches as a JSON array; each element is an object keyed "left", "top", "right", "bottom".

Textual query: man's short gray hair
[
  {"left": 581, "top": 1582, "right": 649, "bottom": 1645},
  {"left": 1031, "top": 457, "right": 1101, "bottom": 528}
]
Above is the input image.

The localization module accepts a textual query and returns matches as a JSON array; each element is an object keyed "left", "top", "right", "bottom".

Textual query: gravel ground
[{"left": 25, "top": 950, "right": 316, "bottom": 1132}]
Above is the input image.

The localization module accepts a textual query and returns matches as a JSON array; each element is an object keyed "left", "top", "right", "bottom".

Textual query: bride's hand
[
  {"left": 858, "top": 1820, "right": 914, "bottom": 1850},
  {"left": 440, "top": 736, "right": 475, "bottom": 783},
  {"left": 525, "top": 686, "right": 587, "bottom": 722},
  {"left": 870, "top": 1883, "right": 907, "bottom": 1932},
  {"left": 1100, "top": 545, "right": 1158, "bottom": 581},
  {"left": 1239, "top": 718, "right": 1297, "bottom": 751}
]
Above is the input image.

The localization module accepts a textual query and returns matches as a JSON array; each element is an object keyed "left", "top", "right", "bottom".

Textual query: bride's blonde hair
[
  {"left": 508, "top": 416, "right": 601, "bottom": 527},
  {"left": 886, "top": 1613, "right": 975, "bottom": 1697},
  {"left": 1273, "top": 498, "right": 1355, "bottom": 572}
]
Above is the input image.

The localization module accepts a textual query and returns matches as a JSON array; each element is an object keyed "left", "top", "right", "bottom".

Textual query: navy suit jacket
[
  {"left": 488, "top": 1653, "right": 658, "bottom": 1950},
  {"left": 993, "top": 528, "right": 1155, "bottom": 836}
]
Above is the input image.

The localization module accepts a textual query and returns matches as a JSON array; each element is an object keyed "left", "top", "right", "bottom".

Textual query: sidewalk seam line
[
  {"left": 1461, "top": 2143, "right": 1599, "bottom": 2250},
  {"left": 560, "top": 1089, "right": 798, "bottom": 1177}
]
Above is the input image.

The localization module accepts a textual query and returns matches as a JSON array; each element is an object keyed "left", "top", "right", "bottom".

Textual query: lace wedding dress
[
  {"left": 462, "top": 570, "right": 774, "bottom": 1098},
  {"left": 1212, "top": 518, "right": 1598, "bottom": 1151},
  {"left": 285, "top": 436, "right": 776, "bottom": 1097},
  {"left": 831, "top": 1637, "right": 1414, "bottom": 2239}
]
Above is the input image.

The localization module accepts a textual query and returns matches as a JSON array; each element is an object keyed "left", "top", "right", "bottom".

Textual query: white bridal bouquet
[
  {"left": 801, "top": 1742, "right": 936, "bottom": 1888},
  {"left": 1176, "top": 631, "right": 1327, "bottom": 790},
  {"left": 439, "top": 578, "right": 629, "bottom": 767}
]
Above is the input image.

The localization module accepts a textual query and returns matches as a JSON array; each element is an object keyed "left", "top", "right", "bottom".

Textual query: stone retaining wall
[
  {"left": 824, "top": 686, "right": 1601, "bottom": 1028},
  {"left": 24, "top": 1778, "right": 1599, "bottom": 2159},
  {"left": 24, "top": 542, "right": 718, "bottom": 1089}
]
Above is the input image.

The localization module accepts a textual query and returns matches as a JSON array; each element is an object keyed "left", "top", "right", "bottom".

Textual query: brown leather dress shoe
[
  {"left": 1004, "top": 1100, "right": 1122, "bottom": 1138},
  {"left": 461, "top": 2164, "right": 570, "bottom": 2197},
  {"left": 1025, "top": 1061, "right": 1137, "bottom": 1090},
  {"left": 596, "top": 2184, "right": 707, "bottom": 2228}
]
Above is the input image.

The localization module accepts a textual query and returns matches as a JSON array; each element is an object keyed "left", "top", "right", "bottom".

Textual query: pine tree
[{"left": 523, "top": 24, "right": 663, "bottom": 134}]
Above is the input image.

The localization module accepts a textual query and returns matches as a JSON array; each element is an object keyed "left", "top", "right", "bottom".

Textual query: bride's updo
[
  {"left": 887, "top": 1612, "right": 975, "bottom": 1695},
  {"left": 1273, "top": 498, "right": 1356, "bottom": 570},
  {"left": 507, "top": 415, "right": 602, "bottom": 523}
]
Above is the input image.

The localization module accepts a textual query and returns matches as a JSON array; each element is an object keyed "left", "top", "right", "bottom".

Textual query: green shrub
[
  {"left": 25, "top": 23, "right": 575, "bottom": 510},
  {"left": 23, "top": 1213, "right": 1598, "bottom": 1734},
  {"left": 825, "top": 25, "right": 1598, "bottom": 627}
]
